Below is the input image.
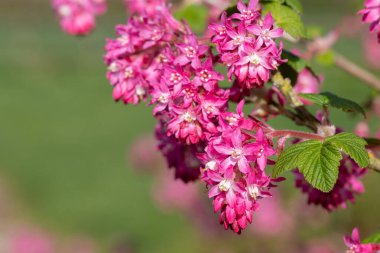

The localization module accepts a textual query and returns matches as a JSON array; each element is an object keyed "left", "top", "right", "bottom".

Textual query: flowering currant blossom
[
  {"left": 104, "top": 0, "right": 287, "bottom": 233},
  {"left": 359, "top": 0, "right": 380, "bottom": 42},
  {"left": 199, "top": 116, "right": 281, "bottom": 234},
  {"left": 209, "top": 0, "right": 285, "bottom": 89},
  {"left": 52, "top": 0, "right": 106, "bottom": 36},
  {"left": 344, "top": 228, "right": 380, "bottom": 253},
  {"left": 294, "top": 157, "right": 367, "bottom": 211}
]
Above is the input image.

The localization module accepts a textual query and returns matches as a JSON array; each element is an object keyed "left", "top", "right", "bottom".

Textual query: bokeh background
[{"left": 0, "top": 0, "right": 379, "bottom": 252}]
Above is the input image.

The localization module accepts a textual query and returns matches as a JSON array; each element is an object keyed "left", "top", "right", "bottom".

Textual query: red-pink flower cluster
[
  {"left": 198, "top": 104, "right": 282, "bottom": 233},
  {"left": 344, "top": 228, "right": 380, "bottom": 253},
  {"left": 359, "top": 0, "right": 380, "bottom": 42},
  {"left": 52, "top": 0, "right": 106, "bottom": 36},
  {"left": 294, "top": 157, "right": 367, "bottom": 211},
  {"left": 104, "top": 0, "right": 285, "bottom": 233},
  {"left": 209, "top": 0, "right": 284, "bottom": 89}
]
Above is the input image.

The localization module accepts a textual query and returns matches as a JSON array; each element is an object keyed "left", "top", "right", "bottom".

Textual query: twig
[{"left": 334, "top": 52, "right": 380, "bottom": 91}]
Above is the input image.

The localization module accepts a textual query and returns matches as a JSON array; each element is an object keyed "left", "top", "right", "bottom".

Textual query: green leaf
[
  {"left": 284, "top": 0, "right": 303, "bottom": 13},
  {"left": 363, "top": 230, "right": 380, "bottom": 244},
  {"left": 262, "top": 2, "right": 306, "bottom": 39},
  {"left": 298, "top": 92, "right": 366, "bottom": 117},
  {"left": 326, "top": 133, "right": 369, "bottom": 168},
  {"left": 321, "top": 92, "right": 366, "bottom": 117},
  {"left": 298, "top": 93, "right": 329, "bottom": 105},
  {"left": 174, "top": 4, "right": 208, "bottom": 33},
  {"left": 281, "top": 50, "right": 307, "bottom": 72},
  {"left": 273, "top": 140, "right": 341, "bottom": 192}
]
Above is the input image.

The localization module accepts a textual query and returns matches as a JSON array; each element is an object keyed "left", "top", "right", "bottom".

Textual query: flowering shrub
[{"left": 52, "top": 0, "right": 380, "bottom": 250}]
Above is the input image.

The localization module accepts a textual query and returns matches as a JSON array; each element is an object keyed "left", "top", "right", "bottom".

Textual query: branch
[{"left": 334, "top": 52, "right": 380, "bottom": 91}]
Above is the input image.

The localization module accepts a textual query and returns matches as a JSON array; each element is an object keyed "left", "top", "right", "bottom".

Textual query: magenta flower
[
  {"left": 213, "top": 129, "right": 257, "bottom": 174},
  {"left": 359, "top": 0, "right": 380, "bottom": 42},
  {"left": 249, "top": 128, "right": 276, "bottom": 171},
  {"left": 344, "top": 228, "right": 380, "bottom": 253},
  {"left": 293, "top": 68, "right": 322, "bottom": 105},
  {"left": 222, "top": 22, "right": 253, "bottom": 51},
  {"left": 193, "top": 58, "right": 224, "bottom": 91},
  {"left": 235, "top": 41, "right": 275, "bottom": 87},
  {"left": 248, "top": 13, "right": 283, "bottom": 45},
  {"left": 167, "top": 105, "right": 205, "bottom": 144},
  {"left": 52, "top": 0, "right": 106, "bottom": 36},
  {"left": 231, "top": 0, "right": 260, "bottom": 23},
  {"left": 175, "top": 34, "right": 209, "bottom": 68}
]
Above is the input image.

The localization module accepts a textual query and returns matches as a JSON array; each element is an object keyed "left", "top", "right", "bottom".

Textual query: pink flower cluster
[
  {"left": 209, "top": 0, "right": 284, "bottom": 89},
  {"left": 104, "top": 0, "right": 285, "bottom": 233},
  {"left": 198, "top": 103, "right": 282, "bottom": 233},
  {"left": 344, "top": 228, "right": 380, "bottom": 253},
  {"left": 359, "top": 0, "right": 380, "bottom": 42},
  {"left": 294, "top": 157, "right": 367, "bottom": 211},
  {"left": 52, "top": 0, "right": 106, "bottom": 36}
]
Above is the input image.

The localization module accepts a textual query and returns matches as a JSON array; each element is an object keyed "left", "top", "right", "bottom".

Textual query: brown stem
[
  {"left": 270, "top": 130, "right": 324, "bottom": 141},
  {"left": 334, "top": 52, "right": 380, "bottom": 91}
]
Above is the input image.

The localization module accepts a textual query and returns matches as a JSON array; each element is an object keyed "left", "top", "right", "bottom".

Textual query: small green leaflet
[
  {"left": 298, "top": 92, "right": 366, "bottom": 117},
  {"left": 284, "top": 0, "right": 303, "bottom": 13},
  {"left": 174, "top": 4, "right": 208, "bottom": 33},
  {"left": 262, "top": 2, "right": 306, "bottom": 39},
  {"left": 363, "top": 230, "right": 380, "bottom": 244},
  {"left": 281, "top": 50, "right": 307, "bottom": 72},
  {"left": 272, "top": 133, "right": 369, "bottom": 192}
]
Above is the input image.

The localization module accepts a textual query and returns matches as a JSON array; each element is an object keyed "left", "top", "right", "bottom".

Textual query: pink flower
[
  {"left": 363, "top": 32, "right": 380, "bottom": 69},
  {"left": 231, "top": 0, "right": 260, "bottom": 22},
  {"left": 52, "top": 0, "right": 106, "bottom": 36},
  {"left": 355, "top": 122, "right": 370, "bottom": 138},
  {"left": 248, "top": 13, "right": 283, "bottom": 45},
  {"left": 10, "top": 228, "right": 55, "bottom": 253},
  {"left": 359, "top": 0, "right": 380, "bottom": 42},
  {"left": 175, "top": 34, "right": 209, "bottom": 68},
  {"left": 293, "top": 68, "right": 322, "bottom": 105},
  {"left": 344, "top": 228, "right": 380, "bottom": 253},
  {"left": 193, "top": 58, "right": 224, "bottom": 91}
]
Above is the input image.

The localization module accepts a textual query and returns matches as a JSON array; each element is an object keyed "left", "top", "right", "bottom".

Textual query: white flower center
[
  {"left": 158, "top": 93, "right": 169, "bottom": 104},
  {"left": 170, "top": 73, "right": 182, "bottom": 84},
  {"left": 124, "top": 68, "right": 134, "bottom": 79},
  {"left": 184, "top": 46, "right": 196, "bottom": 58},
  {"left": 182, "top": 111, "right": 196, "bottom": 123},
  {"left": 248, "top": 185, "right": 260, "bottom": 200},
  {"left": 241, "top": 10, "right": 254, "bottom": 20},
  {"left": 117, "top": 36, "right": 129, "bottom": 45},
  {"left": 219, "top": 179, "right": 232, "bottom": 191},
  {"left": 249, "top": 53, "right": 260, "bottom": 65},
  {"left": 205, "top": 160, "right": 217, "bottom": 171},
  {"left": 58, "top": 5, "right": 72, "bottom": 17},
  {"left": 226, "top": 115, "right": 239, "bottom": 125},
  {"left": 108, "top": 62, "right": 119, "bottom": 72},
  {"left": 200, "top": 70, "right": 211, "bottom": 82},
  {"left": 136, "top": 86, "right": 145, "bottom": 97},
  {"left": 231, "top": 148, "right": 243, "bottom": 159}
]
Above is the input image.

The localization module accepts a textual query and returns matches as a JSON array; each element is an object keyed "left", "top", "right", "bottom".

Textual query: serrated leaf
[
  {"left": 321, "top": 92, "right": 366, "bottom": 117},
  {"left": 174, "top": 4, "right": 208, "bottom": 33},
  {"left": 326, "top": 133, "right": 369, "bottom": 168},
  {"left": 363, "top": 230, "right": 380, "bottom": 244},
  {"left": 273, "top": 140, "right": 341, "bottom": 192},
  {"left": 262, "top": 2, "right": 306, "bottom": 39},
  {"left": 297, "top": 92, "right": 366, "bottom": 117},
  {"left": 284, "top": 0, "right": 303, "bottom": 13},
  {"left": 298, "top": 93, "right": 329, "bottom": 105}
]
